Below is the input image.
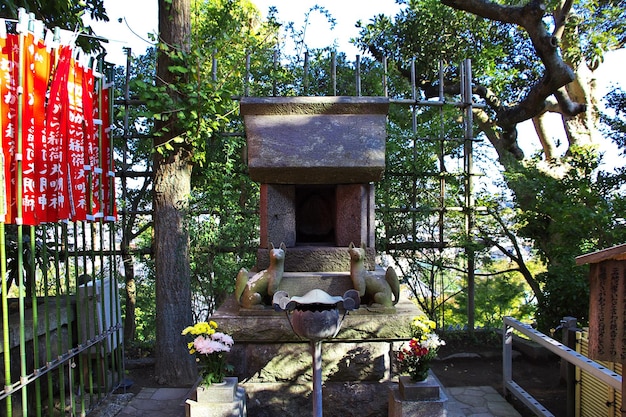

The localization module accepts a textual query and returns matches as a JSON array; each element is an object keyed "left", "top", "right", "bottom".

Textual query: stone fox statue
[
  {"left": 348, "top": 242, "right": 400, "bottom": 308},
  {"left": 235, "top": 242, "right": 286, "bottom": 309}
]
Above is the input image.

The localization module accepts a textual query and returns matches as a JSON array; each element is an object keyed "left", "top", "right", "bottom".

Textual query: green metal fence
[{"left": 1, "top": 222, "right": 124, "bottom": 417}]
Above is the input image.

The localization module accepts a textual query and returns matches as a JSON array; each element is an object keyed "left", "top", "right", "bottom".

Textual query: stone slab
[
  {"left": 236, "top": 270, "right": 389, "bottom": 299},
  {"left": 214, "top": 294, "right": 419, "bottom": 342},
  {"left": 259, "top": 184, "right": 296, "bottom": 248},
  {"left": 388, "top": 385, "right": 447, "bottom": 417},
  {"left": 335, "top": 184, "right": 375, "bottom": 248},
  {"left": 240, "top": 96, "right": 389, "bottom": 184},
  {"left": 235, "top": 340, "right": 391, "bottom": 382}
]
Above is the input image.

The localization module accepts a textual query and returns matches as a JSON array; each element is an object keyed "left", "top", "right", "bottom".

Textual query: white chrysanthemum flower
[{"left": 212, "top": 332, "right": 234, "bottom": 347}]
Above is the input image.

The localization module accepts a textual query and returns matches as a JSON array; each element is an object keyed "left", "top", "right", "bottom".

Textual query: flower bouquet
[
  {"left": 396, "top": 314, "right": 445, "bottom": 381},
  {"left": 182, "top": 320, "right": 234, "bottom": 386}
]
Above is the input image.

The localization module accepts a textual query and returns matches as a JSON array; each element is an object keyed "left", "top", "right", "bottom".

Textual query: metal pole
[
  {"left": 212, "top": 49, "right": 217, "bottom": 82},
  {"left": 382, "top": 56, "right": 388, "bottom": 97},
  {"left": 462, "top": 59, "right": 476, "bottom": 334},
  {"left": 303, "top": 51, "right": 309, "bottom": 95},
  {"left": 244, "top": 53, "right": 250, "bottom": 97},
  {"left": 16, "top": 9, "right": 29, "bottom": 415},
  {"left": 355, "top": 54, "right": 361, "bottom": 96},
  {"left": 311, "top": 340, "right": 323, "bottom": 417},
  {"left": 622, "top": 362, "right": 626, "bottom": 417},
  {"left": 502, "top": 320, "right": 513, "bottom": 398},
  {"left": 331, "top": 51, "right": 336, "bottom": 96},
  {"left": 563, "top": 321, "right": 577, "bottom": 417},
  {"left": 273, "top": 48, "right": 278, "bottom": 97}
]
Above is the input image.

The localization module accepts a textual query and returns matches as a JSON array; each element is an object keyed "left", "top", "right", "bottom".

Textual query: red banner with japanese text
[
  {"left": 22, "top": 33, "right": 52, "bottom": 225},
  {"left": 82, "top": 65, "right": 100, "bottom": 220},
  {"left": 0, "top": 20, "right": 116, "bottom": 225},
  {"left": 44, "top": 45, "right": 72, "bottom": 222},
  {"left": 1, "top": 33, "right": 19, "bottom": 224}
]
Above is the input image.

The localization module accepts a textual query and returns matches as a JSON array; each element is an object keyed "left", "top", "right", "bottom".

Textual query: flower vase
[
  {"left": 398, "top": 374, "right": 440, "bottom": 401},
  {"left": 186, "top": 377, "right": 247, "bottom": 417},
  {"left": 408, "top": 361, "right": 430, "bottom": 382}
]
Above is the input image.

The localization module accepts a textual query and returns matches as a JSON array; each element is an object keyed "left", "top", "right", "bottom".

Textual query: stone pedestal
[
  {"left": 388, "top": 372, "right": 447, "bottom": 417},
  {"left": 185, "top": 377, "right": 246, "bottom": 417},
  {"left": 212, "top": 295, "right": 421, "bottom": 416}
]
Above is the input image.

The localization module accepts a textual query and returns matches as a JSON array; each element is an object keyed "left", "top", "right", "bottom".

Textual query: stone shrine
[{"left": 213, "top": 96, "right": 421, "bottom": 417}]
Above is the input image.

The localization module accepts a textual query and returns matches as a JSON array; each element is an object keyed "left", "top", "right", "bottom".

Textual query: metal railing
[{"left": 503, "top": 316, "right": 622, "bottom": 417}]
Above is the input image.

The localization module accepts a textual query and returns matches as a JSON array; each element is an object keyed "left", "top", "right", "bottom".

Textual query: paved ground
[
  {"left": 91, "top": 383, "right": 522, "bottom": 417},
  {"left": 447, "top": 386, "right": 521, "bottom": 416}
]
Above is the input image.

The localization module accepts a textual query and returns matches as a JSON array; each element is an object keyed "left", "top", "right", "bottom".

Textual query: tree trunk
[
  {"left": 153, "top": 149, "right": 196, "bottom": 385},
  {"left": 562, "top": 61, "right": 600, "bottom": 149},
  {"left": 153, "top": 0, "right": 197, "bottom": 385},
  {"left": 122, "top": 251, "right": 136, "bottom": 342}
]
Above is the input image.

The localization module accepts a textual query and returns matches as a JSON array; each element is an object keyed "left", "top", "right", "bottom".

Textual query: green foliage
[
  {"left": 505, "top": 147, "right": 626, "bottom": 330},
  {"left": 439, "top": 328, "right": 501, "bottom": 349},
  {"left": 450, "top": 266, "right": 537, "bottom": 329},
  {"left": 354, "top": 0, "right": 533, "bottom": 103},
  {"left": 509, "top": 147, "right": 623, "bottom": 263},
  {"left": 3, "top": 225, "right": 62, "bottom": 298},
  {"left": 561, "top": 0, "right": 626, "bottom": 69},
  {"left": 119, "top": 0, "right": 275, "bottom": 332},
  {"left": 186, "top": 182, "right": 259, "bottom": 319},
  {"left": 127, "top": 256, "right": 157, "bottom": 343},
  {"left": 535, "top": 263, "right": 589, "bottom": 332},
  {"left": 0, "top": 0, "right": 108, "bottom": 52},
  {"left": 602, "top": 87, "right": 626, "bottom": 152},
  {"left": 376, "top": 96, "right": 474, "bottom": 323},
  {"left": 131, "top": 0, "right": 277, "bottom": 165},
  {"left": 114, "top": 0, "right": 626, "bottom": 340}
]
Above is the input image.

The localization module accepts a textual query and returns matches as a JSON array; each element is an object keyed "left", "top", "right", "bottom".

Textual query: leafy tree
[
  {"left": 357, "top": 0, "right": 626, "bottom": 331},
  {"left": 143, "top": 0, "right": 277, "bottom": 385},
  {"left": 1, "top": 0, "right": 108, "bottom": 52},
  {"left": 451, "top": 260, "right": 537, "bottom": 329}
]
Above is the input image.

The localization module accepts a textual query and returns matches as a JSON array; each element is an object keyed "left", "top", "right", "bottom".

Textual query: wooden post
[{"left": 576, "top": 244, "right": 626, "bottom": 417}]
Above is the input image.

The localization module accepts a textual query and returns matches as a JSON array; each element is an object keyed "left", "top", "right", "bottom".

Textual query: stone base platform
[
  {"left": 212, "top": 294, "right": 420, "bottom": 416},
  {"left": 214, "top": 294, "right": 418, "bottom": 343},
  {"left": 185, "top": 377, "right": 246, "bottom": 417}
]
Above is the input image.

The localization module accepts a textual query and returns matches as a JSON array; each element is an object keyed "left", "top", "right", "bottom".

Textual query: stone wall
[{"left": 0, "top": 299, "right": 75, "bottom": 417}]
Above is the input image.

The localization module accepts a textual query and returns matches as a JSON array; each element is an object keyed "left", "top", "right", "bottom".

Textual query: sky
[{"left": 90, "top": 0, "right": 400, "bottom": 66}]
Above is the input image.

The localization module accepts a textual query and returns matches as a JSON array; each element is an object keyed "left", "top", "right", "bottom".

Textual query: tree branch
[
  {"left": 552, "top": 0, "right": 574, "bottom": 40},
  {"left": 476, "top": 207, "right": 545, "bottom": 304},
  {"left": 441, "top": 0, "right": 584, "bottom": 154}
]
